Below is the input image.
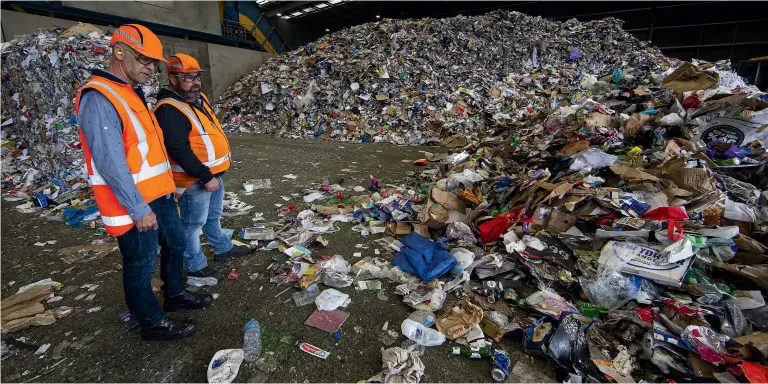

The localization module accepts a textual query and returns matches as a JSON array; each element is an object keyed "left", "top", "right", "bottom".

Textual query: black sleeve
[{"left": 154, "top": 104, "right": 214, "bottom": 184}]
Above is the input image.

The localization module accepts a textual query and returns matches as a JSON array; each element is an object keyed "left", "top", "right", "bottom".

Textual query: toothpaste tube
[{"left": 299, "top": 343, "right": 330, "bottom": 359}]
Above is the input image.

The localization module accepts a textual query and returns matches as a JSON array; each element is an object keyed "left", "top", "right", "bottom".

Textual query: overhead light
[
  {"left": 276, "top": 13, "right": 282, "bottom": 16},
  {"left": 302, "top": 7, "right": 315, "bottom": 13},
  {"left": 282, "top": 15, "right": 292, "bottom": 19},
  {"left": 376, "top": 15, "right": 381, "bottom": 18},
  {"left": 256, "top": 0, "right": 270, "bottom": 4},
  {"left": 325, "top": 28, "right": 330, "bottom": 32},
  {"left": 316, "top": 3, "right": 329, "bottom": 8},
  {"left": 329, "top": 0, "right": 342, "bottom": 4},
  {"left": 290, "top": 11, "right": 303, "bottom": 16}
]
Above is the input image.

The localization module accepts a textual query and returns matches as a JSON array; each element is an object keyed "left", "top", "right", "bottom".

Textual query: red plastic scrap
[
  {"left": 478, "top": 212, "right": 516, "bottom": 243},
  {"left": 682, "top": 95, "right": 702, "bottom": 110},
  {"left": 635, "top": 307, "right": 654, "bottom": 324},
  {"left": 742, "top": 362, "right": 768, "bottom": 383},
  {"left": 662, "top": 298, "right": 712, "bottom": 317},
  {"left": 643, "top": 206, "right": 689, "bottom": 241},
  {"left": 596, "top": 212, "right": 620, "bottom": 227}
]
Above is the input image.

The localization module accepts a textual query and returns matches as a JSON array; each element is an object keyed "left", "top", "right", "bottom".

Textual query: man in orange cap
[
  {"left": 153, "top": 53, "right": 249, "bottom": 281},
  {"left": 75, "top": 25, "right": 213, "bottom": 342}
]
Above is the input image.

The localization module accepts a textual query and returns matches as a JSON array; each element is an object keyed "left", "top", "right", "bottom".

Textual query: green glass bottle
[{"left": 451, "top": 346, "right": 491, "bottom": 359}]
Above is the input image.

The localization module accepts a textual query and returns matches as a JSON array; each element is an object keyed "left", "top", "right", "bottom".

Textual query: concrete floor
[{"left": 0, "top": 133, "right": 550, "bottom": 382}]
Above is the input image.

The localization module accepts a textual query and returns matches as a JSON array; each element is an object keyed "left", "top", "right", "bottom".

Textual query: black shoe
[
  {"left": 163, "top": 291, "right": 214, "bottom": 312},
  {"left": 187, "top": 266, "right": 222, "bottom": 281},
  {"left": 213, "top": 245, "right": 250, "bottom": 262},
  {"left": 140, "top": 317, "right": 197, "bottom": 341}
]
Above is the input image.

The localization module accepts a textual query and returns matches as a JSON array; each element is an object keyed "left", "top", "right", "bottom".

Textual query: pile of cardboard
[{"left": 1, "top": 283, "right": 71, "bottom": 333}]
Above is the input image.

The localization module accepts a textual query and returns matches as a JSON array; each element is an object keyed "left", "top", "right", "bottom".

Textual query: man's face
[
  {"left": 117, "top": 45, "right": 159, "bottom": 84},
  {"left": 170, "top": 72, "right": 202, "bottom": 102}
]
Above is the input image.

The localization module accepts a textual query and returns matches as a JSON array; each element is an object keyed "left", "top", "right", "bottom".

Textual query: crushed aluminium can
[{"left": 491, "top": 349, "right": 510, "bottom": 382}]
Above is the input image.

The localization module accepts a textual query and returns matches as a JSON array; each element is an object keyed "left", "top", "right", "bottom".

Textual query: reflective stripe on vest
[
  {"left": 100, "top": 214, "right": 134, "bottom": 227},
  {"left": 85, "top": 80, "right": 172, "bottom": 186},
  {"left": 90, "top": 158, "right": 171, "bottom": 186},
  {"left": 156, "top": 98, "right": 216, "bottom": 163},
  {"left": 169, "top": 153, "right": 230, "bottom": 173}
]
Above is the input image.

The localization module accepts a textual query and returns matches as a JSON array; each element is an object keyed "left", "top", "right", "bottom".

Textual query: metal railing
[
  {"left": 221, "top": 19, "right": 258, "bottom": 44},
  {"left": 221, "top": 19, "right": 290, "bottom": 53}
]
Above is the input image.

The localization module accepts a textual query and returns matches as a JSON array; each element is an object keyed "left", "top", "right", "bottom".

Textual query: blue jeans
[
  {"left": 116, "top": 194, "right": 186, "bottom": 328},
  {"left": 179, "top": 176, "right": 233, "bottom": 273}
]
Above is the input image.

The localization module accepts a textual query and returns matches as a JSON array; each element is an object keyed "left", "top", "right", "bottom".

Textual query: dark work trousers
[{"left": 116, "top": 194, "right": 186, "bottom": 328}]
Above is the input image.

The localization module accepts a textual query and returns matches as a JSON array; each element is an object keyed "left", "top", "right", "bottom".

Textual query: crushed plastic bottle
[
  {"left": 401, "top": 319, "right": 445, "bottom": 346},
  {"left": 243, "top": 318, "right": 262, "bottom": 362},
  {"left": 407, "top": 310, "right": 436, "bottom": 327}
]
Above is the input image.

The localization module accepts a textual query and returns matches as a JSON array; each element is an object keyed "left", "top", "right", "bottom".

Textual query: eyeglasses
[
  {"left": 172, "top": 73, "right": 203, "bottom": 83},
  {"left": 124, "top": 47, "right": 160, "bottom": 67}
]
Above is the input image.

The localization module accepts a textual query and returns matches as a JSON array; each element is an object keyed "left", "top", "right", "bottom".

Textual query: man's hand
[
  {"left": 134, "top": 211, "right": 158, "bottom": 232},
  {"left": 204, "top": 178, "right": 220, "bottom": 192}
]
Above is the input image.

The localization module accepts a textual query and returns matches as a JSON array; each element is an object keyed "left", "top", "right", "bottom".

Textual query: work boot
[
  {"left": 163, "top": 291, "right": 214, "bottom": 312},
  {"left": 213, "top": 245, "right": 250, "bottom": 262},
  {"left": 140, "top": 317, "right": 197, "bottom": 341},
  {"left": 187, "top": 266, "right": 222, "bottom": 281}
]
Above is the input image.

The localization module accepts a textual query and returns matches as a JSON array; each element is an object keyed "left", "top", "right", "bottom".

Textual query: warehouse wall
[
  {"left": 207, "top": 44, "right": 273, "bottom": 101},
  {"left": 61, "top": 0, "right": 222, "bottom": 36},
  {"left": 0, "top": 10, "right": 270, "bottom": 100}
]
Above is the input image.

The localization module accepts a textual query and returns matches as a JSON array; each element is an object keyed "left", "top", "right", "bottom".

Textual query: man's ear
[{"left": 113, "top": 47, "right": 124, "bottom": 61}]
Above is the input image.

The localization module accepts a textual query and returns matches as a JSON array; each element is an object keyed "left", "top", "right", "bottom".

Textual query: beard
[{"left": 181, "top": 88, "right": 200, "bottom": 101}]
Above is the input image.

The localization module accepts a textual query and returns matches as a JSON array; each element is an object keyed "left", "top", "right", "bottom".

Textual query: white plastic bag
[{"left": 315, "top": 288, "right": 350, "bottom": 311}]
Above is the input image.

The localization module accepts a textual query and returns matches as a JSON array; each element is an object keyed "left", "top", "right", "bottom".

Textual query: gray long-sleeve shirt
[{"left": 77, "top": 89, "right": 152, "bottom": 220}]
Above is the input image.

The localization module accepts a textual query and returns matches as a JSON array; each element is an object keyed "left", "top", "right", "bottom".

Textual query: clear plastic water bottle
[
  {"left": 243, "top": 318, "right": 262, "bottom": 362},
  {"left": 401, "top": 319, "right": 445, "bottom": 346},
  {"left": 407, "top": 310, "right": 436, "bottom": 327}
]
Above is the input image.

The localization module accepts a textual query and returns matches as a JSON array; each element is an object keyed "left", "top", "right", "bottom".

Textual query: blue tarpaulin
[
  {"left": 392, "top": 232, "right": 457, "bottom": 281},
  {"left": 62, "top": 203, "right": 99, "bottom": 228}
]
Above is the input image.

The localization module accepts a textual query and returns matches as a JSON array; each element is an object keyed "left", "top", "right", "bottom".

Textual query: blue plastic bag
[{"left": 392, "top": 232, "right": 457, "bottom": 281}]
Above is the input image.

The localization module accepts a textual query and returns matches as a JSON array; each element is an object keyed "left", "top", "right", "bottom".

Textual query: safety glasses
[
  {"left": 124, "top": 47, "right": 160, "bottom": 67},
  {"left": 172, "top": 73, "right": 203, "bottom": 83}
]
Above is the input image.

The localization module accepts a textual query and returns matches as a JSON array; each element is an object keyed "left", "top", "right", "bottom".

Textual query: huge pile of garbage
[
  {"left": 217, "top": 11, "right": 671, "bottom": 144},
  {"left": 1, "top": 24, "right": 158, "bottom": 198},
  {"left": 255, "top": 51, "right": 768, "bottom": 381}
]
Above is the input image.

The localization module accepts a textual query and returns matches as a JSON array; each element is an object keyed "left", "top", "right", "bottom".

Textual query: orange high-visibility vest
[
  {"left": 75, "top": 75, "right": 176, "bottom": 236},
  {"left": 152, "top": 93, "right": 231, "bottom": 197}
]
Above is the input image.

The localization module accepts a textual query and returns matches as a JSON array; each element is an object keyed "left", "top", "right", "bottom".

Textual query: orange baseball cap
[
  {"left": 166, "top": 53, "right": 206, "bottom": 74},
  {"left": 110, "top": 24, "right": 167, "bottom": 62}
]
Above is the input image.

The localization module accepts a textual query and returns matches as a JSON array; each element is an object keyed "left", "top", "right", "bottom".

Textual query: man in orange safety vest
[
  {"left": 75, "top": 24, "right": 213, "bottom": 342},
  {"left": 153, "top": 53, "right": 250, "bottom": 281}
]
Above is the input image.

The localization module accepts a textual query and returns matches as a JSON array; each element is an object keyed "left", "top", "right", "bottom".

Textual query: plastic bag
[
  {"left": 315, "top": 289, "right": 349, "bottom": 311},
  {"left": 680, "top": 325, "right": 732, "bottom": 364},
  {"left": 524, "top": 289, "right": 579, "bottom": 320},
  {"left": 450, "top": 248, "right": 475, "bottom": 274},
  {"left": 546, "top": 314, "right": 593, "bottom": 374},
  {"left": 318, "top": 255, "right": 351, "bottom": 274},
  {"left": 446, "top": 169, "right": 484, "bottom": 191},
  {"left": 446, "top": 223, "right": 477, "bottom": 244}
]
